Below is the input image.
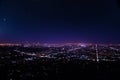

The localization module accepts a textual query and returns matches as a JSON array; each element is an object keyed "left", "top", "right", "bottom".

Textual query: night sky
[{"left": 0, "top": 0, "right": 120, "bottom": 43}]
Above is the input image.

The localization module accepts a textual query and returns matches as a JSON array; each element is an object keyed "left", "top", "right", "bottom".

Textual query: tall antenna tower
[{"left": 95, "top": 44, "right": 99, "bottom": 62}]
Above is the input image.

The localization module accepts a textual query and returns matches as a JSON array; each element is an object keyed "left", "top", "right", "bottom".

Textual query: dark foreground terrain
[{"left": 0, "top": 59, "right": 120, "bottom": 80}]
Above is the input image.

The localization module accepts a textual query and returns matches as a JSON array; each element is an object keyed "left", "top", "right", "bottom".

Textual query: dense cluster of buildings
[{"left": 0, "top": 43, "right": 120, "bottom": 62}]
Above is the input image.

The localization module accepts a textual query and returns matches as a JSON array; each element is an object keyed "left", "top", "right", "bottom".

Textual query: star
[{"left": 3, "top": 18, "right": 7, "bottom": 22}]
